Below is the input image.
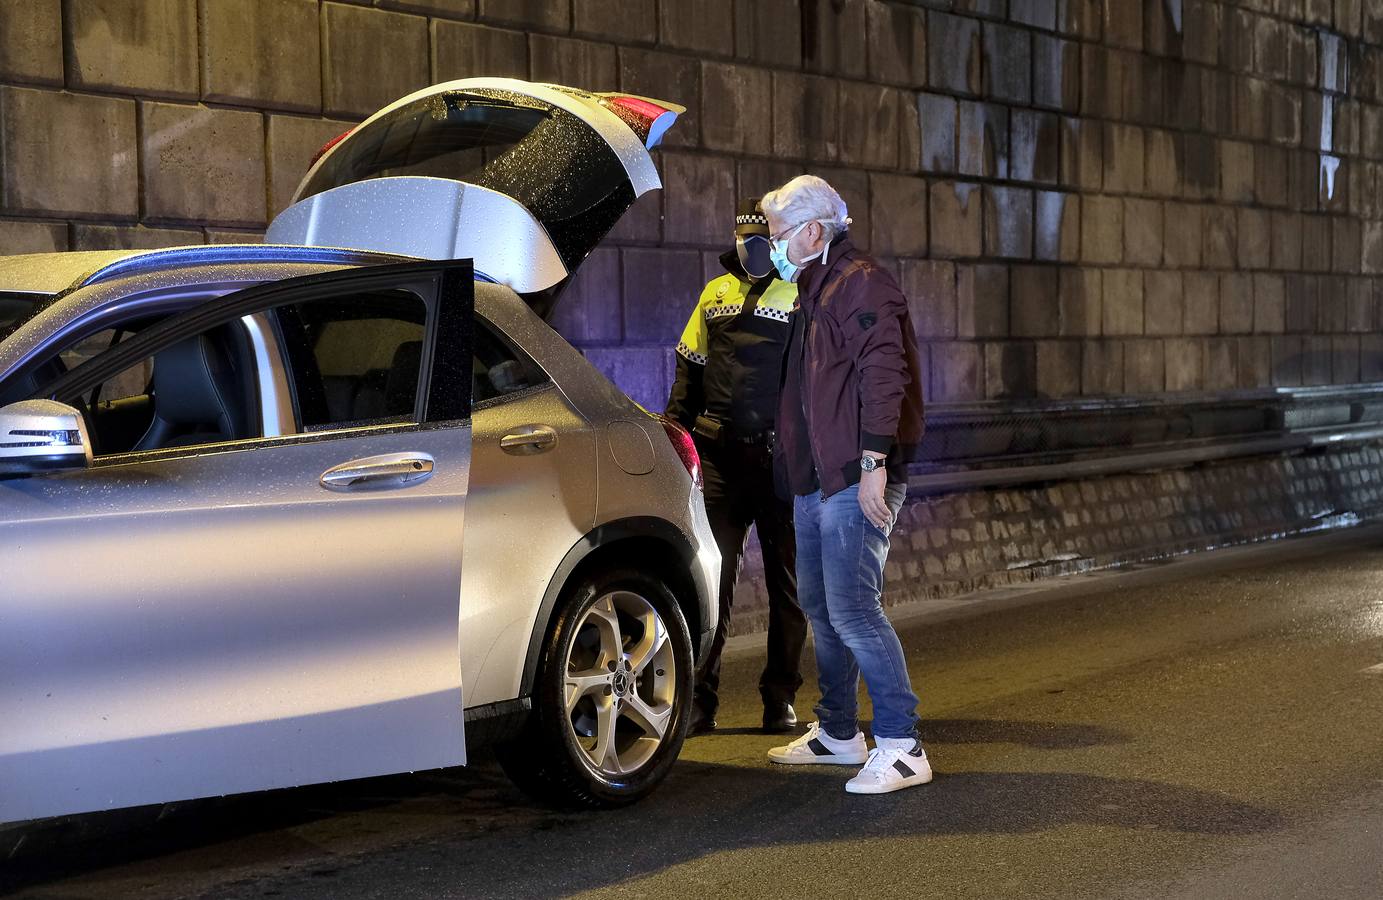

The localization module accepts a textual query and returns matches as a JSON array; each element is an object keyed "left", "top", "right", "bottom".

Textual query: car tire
[{"left": 498, "top": 566, "right": 693, "bottom": 808}]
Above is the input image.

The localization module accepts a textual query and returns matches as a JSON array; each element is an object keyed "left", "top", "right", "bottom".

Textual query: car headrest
[{"left": 152, "top": 334, "right": 243, "bottom": 437}]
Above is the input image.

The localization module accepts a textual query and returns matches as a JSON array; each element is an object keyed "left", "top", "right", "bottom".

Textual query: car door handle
[
  {"left": 500, "top": 425, "right": 557, "bottom": 454},
  {"left": 320, "top": 453, "right": 435, "bottom": 491}
]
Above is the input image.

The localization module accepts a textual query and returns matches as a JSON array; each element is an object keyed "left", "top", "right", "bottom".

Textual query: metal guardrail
[{"left": 908, "top": 384, "right": 1383, "bottom": 495}]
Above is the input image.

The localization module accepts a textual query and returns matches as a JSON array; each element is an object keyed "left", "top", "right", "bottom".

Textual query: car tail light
[
  {"left": 597, "top": 94, "right": 684, "bottom": 150},
  {"left": 657, "top": 415, "right": 703, "bottom": 491},
  {"left": 310, "top": 129, "right": 355, "bottom": 166}
]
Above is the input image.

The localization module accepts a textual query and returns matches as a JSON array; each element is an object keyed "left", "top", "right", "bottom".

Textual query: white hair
[{"left": 761, "top": 175, "right": 853, "bottom": 242}]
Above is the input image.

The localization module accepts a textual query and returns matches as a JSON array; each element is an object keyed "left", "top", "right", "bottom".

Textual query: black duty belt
[{"left": 692, "top": 415, "right": 774, "bottom": 447}]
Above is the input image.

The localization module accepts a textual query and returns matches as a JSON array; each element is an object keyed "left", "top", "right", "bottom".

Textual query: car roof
[
  {"left": 0, "top": 250, "right": 140, "bottom": 296},
  {"left": 0, "top": 245, "right": 415, "bottom": 298}
]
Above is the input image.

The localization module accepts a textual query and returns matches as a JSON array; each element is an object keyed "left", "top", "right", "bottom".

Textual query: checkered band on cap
[{"left": 735, "top": 196, "right": 769, "bottom": 235}]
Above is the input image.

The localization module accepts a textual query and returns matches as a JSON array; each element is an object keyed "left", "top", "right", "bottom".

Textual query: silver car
[{"left": 0, "top": 79, "right": 718, "bottom": 823}]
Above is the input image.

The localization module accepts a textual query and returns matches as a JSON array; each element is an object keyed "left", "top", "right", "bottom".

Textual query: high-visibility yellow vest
[{"left": 675, "top": 274, "right": 798, "bottom": 365}]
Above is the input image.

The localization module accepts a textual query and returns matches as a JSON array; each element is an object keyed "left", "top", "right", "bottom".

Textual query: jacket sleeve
[
  {"left": 841, "top": 267, "right": 913, "bottom": 454},
  {"left": 664, "top": 296, "right": 709, "bottom": 428}
]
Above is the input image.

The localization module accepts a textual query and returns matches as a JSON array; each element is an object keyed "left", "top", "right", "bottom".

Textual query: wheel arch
[{"left": 520, "top": 517, "right": 711, "bottom": 697}]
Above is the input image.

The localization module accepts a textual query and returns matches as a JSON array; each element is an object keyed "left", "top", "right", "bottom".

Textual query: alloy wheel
[{"left": 563, "top": 590, "right": 677, "bottom": 777}]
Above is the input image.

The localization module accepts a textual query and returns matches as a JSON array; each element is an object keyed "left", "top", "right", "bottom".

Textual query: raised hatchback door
[{"left": 265, "top": 78, "right": 682, "bottom": 316}]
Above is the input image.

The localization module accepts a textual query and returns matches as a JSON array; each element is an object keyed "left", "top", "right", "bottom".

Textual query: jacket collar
[
  {"left": 797, "top": 232, "right": 855, "bottom": 301},
  {"left": 718, "top": 247, "right": 748, "bottom": 280}
]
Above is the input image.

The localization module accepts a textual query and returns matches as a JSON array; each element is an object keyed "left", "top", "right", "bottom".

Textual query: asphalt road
[{"left": 4, "top": 526, "right": 1383, "bottom": 899}]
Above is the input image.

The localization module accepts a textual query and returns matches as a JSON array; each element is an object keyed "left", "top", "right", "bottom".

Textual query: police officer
[{"left": 666, "top": 198, "right": 807, "bottom": 734}]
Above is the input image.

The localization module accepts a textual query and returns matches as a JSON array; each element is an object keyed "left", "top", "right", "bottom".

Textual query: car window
[
  {"left": 0, "top": 315, "right": 172, "bottom": 409},
  {"left": 78, "top": 321, "right": 260, "bottom": 457},
  {"left": 473, "top": 318, "right": 547, "bottom": 406},
  {"left": 274, "top": 290, "right": 429, "bottom": 430},
  {"left": 61, "top": 328, "right": 146, "bottom": 396},
  {"left": 72, "top": 290, "right": 430, "bottom": 454},
  {"left": 295, "top": 88, "right": 636, "bottom": 274},
  {"left": 38, "top": 265, "right": 474, "bottom": 453}
]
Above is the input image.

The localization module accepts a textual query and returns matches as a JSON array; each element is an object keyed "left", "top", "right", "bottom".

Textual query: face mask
[
  {"left": 768, "top": 241, "right": 799, "bottom": 283},
  {"left": 737, "top": 234, "right": 773, "bottom": 279},
  {"left": 769, "top": 221, "right": 810, "bottom": 282},
  {"left": 770, "top": 221, "right": 827, "bottom": 283}
]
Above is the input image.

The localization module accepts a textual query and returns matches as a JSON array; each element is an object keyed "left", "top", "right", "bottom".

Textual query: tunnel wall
[
  {"left": 725, "top": 440, "right": 1383, "bottom": 633},
  {"left": 4, "top": 1, "right": 1383, "bottom": 409}
]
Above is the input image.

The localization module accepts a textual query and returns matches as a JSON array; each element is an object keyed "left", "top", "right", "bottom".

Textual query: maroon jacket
[{"left": 775, "top": 235, "right": 926, "bottom": 499}]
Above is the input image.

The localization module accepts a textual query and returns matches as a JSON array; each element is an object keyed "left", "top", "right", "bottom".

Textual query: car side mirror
[{"left": 0, "top": 400, "right": 93, "bottom": 476}]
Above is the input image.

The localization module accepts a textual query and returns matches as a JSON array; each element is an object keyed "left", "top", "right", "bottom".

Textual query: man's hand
[{"left": 859, "top": 454, "right": 891, "bottom": 530}]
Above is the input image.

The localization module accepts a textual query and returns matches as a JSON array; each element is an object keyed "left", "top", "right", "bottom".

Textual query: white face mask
[{"left": 769, "top": 221, "right": 826, "bottom": 282}]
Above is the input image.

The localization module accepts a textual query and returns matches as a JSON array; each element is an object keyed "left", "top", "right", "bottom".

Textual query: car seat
[{"left": 134, "top": 332, "right": 249, "bottom": 450}]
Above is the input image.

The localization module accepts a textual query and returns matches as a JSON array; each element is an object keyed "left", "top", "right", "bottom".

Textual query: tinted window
[
  {"left": 298, "top": 88, "right": 634, "bottom": 273},
  {"left": 276, "top": 291, "right": 428, "bottom": 429},
  {"left": 0, "top": 315, "right": 171, "bottom": 410},
  {"left": 306, "top": 98, "right": 548, "bottom": 192},
  {"left": 60, "top": 328, "right": 144, "bottom": 393},
  {"left": 78, "top": 322, "right": 259, "bottom": 456},
  {"left": 473, "top": 320, "right": 547, "bottom": 405}
]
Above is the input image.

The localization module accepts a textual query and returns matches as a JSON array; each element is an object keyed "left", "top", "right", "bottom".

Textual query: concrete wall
[{"left": 3, "top": 1, "right": 1383, "bottom": 409}]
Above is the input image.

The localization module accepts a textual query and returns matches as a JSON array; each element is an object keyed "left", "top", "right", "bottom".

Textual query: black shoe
[
  {"left": 762, "top": 701, "right": 797, "bottom": 734},
  {"left": 688, "top": 704, "right": 717, "bottom": 735}
]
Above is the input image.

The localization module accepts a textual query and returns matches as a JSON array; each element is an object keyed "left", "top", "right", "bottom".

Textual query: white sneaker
[
  {"left": 767, "top": 722, "right": 869, "bottom": 765},
  {"left": 845, "top": 737, "right": 933, "bottom": 794}
]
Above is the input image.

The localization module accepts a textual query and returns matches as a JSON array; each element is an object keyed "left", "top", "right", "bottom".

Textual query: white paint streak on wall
[
  {"left": 953, "top": 181, "right": 978, "bottom": 211},
  {"left": 1319, "top": 32, "right": 1342, "bottom": 201},
  {"left": 1036, "top": 191, "right": 1065, "bottom": 254},
  {"left": 1165, "top": 0, "right": 1183, "bottom": 33}
]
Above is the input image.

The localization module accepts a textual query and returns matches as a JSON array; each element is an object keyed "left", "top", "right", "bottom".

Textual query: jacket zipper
[{"left": 797, "top": 298, "right": 828, "bottom": 501}]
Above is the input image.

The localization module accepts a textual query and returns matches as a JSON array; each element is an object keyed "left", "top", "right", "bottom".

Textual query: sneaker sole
[
  {"left": 768, "top": 750, "right": 868, "bottom": 766},
  {"left": 844, "top": 771, "right": 934, "bottom": 794}
]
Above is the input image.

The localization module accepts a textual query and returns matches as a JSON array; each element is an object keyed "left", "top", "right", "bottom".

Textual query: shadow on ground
[
  {"left": 705, "top": 716, "right": 1127, "bottom": 748},
  {"left": 0, "top": 718, "right": 1279, "bottom": 899}
]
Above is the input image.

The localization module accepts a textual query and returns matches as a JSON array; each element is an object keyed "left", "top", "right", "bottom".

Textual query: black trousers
[{"left": 694, "top": 434, "right": 807, "bottom": 714}]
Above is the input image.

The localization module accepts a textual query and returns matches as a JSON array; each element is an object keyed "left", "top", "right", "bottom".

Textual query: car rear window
[{"left": 297, "top": 88, "right": 634, "bottom": 272}]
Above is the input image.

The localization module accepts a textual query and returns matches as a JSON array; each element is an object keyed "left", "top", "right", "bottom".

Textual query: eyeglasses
[{"left": 769, "top": 220, "right": 816, "bottom": 244}]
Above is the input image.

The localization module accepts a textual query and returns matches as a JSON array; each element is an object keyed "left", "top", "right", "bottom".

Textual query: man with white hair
[{"left": 759, "top": 174, "right": 931, "bottom": 794}]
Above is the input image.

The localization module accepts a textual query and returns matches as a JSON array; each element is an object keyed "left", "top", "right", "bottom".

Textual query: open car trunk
[{"left": 265, "top": 78, "right": 683, "bottom": 319}]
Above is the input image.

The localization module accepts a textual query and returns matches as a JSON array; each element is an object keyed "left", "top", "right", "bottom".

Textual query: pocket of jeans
[{"left": 869, "top": 512, "right": 895, "bottom": 537}]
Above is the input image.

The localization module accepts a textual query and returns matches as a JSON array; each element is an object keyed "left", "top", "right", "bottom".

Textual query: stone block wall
[
  {"left": 727, "top": 439, "right": 1383, "bottom": 634},
  {"left": 3, "top": 1, "right": 1383, "bottom": 410}
]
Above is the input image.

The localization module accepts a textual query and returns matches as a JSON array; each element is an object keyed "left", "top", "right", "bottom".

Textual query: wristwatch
[{"left": 859, "top": 455, "right": 883, "bottom": 473}]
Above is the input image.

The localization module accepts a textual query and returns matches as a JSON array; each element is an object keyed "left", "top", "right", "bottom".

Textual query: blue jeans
[{"left": 794, "top": 482, "right": 919, "bottom": 741}]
